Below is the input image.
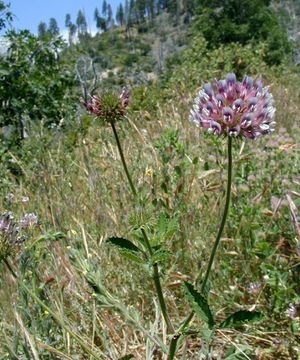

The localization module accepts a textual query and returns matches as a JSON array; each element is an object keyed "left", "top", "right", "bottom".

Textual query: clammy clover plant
[{"left": 82, "top": 73, "right": 275, "bottom": 359}]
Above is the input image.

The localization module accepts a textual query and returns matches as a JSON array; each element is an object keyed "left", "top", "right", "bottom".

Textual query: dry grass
[{"left": 0, "top": 72, "right": 299, "bottom": 359}]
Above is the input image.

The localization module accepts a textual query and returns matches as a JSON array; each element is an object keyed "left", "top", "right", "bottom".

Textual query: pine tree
[
  {"left": 146, "top": 0, "right": 155, "bottom": 20},
  {"left": 168, "top": 0, "right": 180, "bottom": 25},
  {"left": 94, "top": 7, "right": 107, "bottom": 32},
  {"left": 48, "top": 17, "right": 60, "bottom": 36},
  {"left": 65, "top": 13, "right": 72, "bottom": 28},
  {"left": 102, "top": 0, "right": 108, "bottom": 17},
  {"left": 76, "top": 10, "right": 87, "bottom": 35},
  {"left": 124, "top": 0, "right": 130, "bottom": 25},
  {"left": 94, "top": 7, "right": 100, "bottom": 23},
  {"left": 37, "top": 22, "right": 47, "bottom": 37},
  {"left": 157, "top": 0, "right": 168, "bottom": 12},
  {"left": 98, "top": 17, "right": 107, "bottom": 32},
  {"left": 182, "top": 0, "right": 194, "bottom": 23},
  {"left": 136, "top": 0, "right": 146, "bottom": 22},
  {"left": 116, "top": 4, "right": 125, "bottom": 26},
  {"left": 106, "top": 4, "right": 114, "bottom": 29},
  {"left": 129, "top": 0, "right": 138, "bottom": 24},
  {"left": 69, "top": 23, "right": 77, "bottom": 44},
  {"left": 65, "top": 14, "right": 76, "bottom": 45}
]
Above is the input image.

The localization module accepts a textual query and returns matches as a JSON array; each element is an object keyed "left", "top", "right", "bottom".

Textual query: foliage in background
[
  {"left": 193, "top": 0, "right": 291, "bottom": 65},
  {"left": 0, "top": 0, "right": 12, "bottom": 31},
  {"left": 165, "top": 36, "right": 269, "bottom": 89},
  {"left": 272, "top": 0, "right": 300, "bottom": 64},
  {"left": 0, "top": 31, "right": 76, "bottom": 145}
]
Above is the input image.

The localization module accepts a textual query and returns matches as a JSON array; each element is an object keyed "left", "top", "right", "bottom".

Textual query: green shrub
[
  {"left": 123, "top": 53, "right": 139, "bottom": 67},
  {"left": 194, "top": 0, "right": 291, "bottom": 65}
]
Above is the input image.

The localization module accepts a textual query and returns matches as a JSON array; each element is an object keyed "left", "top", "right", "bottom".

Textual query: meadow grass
[{"left": 0, "top": 73, "right": 299, "bottom": 359}]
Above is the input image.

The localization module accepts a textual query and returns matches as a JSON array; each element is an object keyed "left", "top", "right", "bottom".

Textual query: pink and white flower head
[
  {"left": 81, "top": 87, "right": 130, "bottom": 123},
  {"left": 0, "top": 211, "right": 24, "bottom": 261},
  {"left": 190, "top": 73, "right": 276, "bottom": 139},
  {"left": 20, "top": 213, "right": 39, "bottom": 229}
]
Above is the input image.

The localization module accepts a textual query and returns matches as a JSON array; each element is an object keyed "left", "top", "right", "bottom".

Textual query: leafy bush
[
  {"left": 166, "top": 36, "right": 269, "bottom": 91},
  {"left": 123, "top": 53, "right": 139, "bottom": 67},
  {"left": 0, "top": 30, "right": 76, "bottom": 144},
  {"left": 194, "top": 0, "right": 291, "bottom": 65}
]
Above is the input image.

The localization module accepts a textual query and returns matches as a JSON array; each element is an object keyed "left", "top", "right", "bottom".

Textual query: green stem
[
  {"left": 110, "top": 121, "right": 137, "bottom": 197},
  {"left": 4, "top": 259, "right": 101, "bottom": 360},
  {"left": 141, "top": 228, "right": 174, "bottom": 332},
  {"left": 200, "top": 136, "right": 232, "bottom": 292},
  {"left": 4, "top": 258, "right": 17, "bottom": 278},
  {"left": 152, "top": 261, "right": 174, "bottom": 332},
  {"left": 110, "top": 121, "right": 173, "bottom": 333},
  {"left": 167, "top": 136, "right": 233, "bottom": 360}
]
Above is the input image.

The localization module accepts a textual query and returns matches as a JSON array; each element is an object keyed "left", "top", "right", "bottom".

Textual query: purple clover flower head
[
  {"left": 286, "top": 303, "right": 300, "bottom": 319},
  {"left": 0, "top": 211, "right": 14, "bottom": 234},
  {"left": 190, "top": 73, "right": 276, "bottom": 139},
  {"left": 5, "top": 193, "right": 15, "bottom": 204},
  {"left": 204, "top": 83, "right": 214, "bottom": 98},
  {"left": 0, "top": 211, "right": 23, "bottom": 261},
  {"left": 21, "top": 196, "right": 30, "bottom": 203},
  {"left": 20, "top": 213, "right": 38, "bottom": 229},
  {"left": 246, "top": 282, "right": 262, "bottom": 295},
  {"left": 81, "top": 87, "right": 131, "bottom": 123}
]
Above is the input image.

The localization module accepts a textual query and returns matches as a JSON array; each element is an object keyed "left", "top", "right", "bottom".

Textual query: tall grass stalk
[{"left": 3, "top": 259, "right": 101, "bottom": 360}]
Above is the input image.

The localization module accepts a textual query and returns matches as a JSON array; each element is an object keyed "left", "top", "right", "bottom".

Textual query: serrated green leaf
[
  {"left": 219, "top": 310, "right": 264, "bottom": 329},
  {"left": 107, "top": 237, "right": 141, "bottom": 252},
  {"left": 106, "top": 237, "right": 145, "bottom": 264},
  {"left": 183, "top": 282, "right": 215, "bottom": 328},
  {"left": 157, "top": 213, "right": 168, "bottom": 233},
  {"left": 158, "top": 213, "right": 178, "bottom": 236},
  {"left": 151, "top": 248, "right": 171, "bottom": 264}
]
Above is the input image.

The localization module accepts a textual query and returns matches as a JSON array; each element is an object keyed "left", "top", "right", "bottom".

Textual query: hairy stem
[
  {"left": 110, "top": 120, "right": 173, "bottom": 333},
  {"left": 141, "top": 229, "right": 174, "bottom": 333},
  {"left": 168, "top": 136, "right": 233, "bottom": 359},
  {"left": 200, "top": 136, "right": 232, "bottom": 292},
  {"left": 4, "top": 258, "right": 17, "bottom": 278},
  {"left": 110, "top": 121, "right": 137, "bottom": 197}
]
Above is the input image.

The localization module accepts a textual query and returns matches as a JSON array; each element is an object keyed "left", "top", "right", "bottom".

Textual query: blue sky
[{"left": 6, "top": 0, "right": 123, "bottom": 34}]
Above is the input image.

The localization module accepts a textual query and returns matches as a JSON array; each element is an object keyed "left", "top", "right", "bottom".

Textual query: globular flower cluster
[
  {"left": 20, "top": 213, "right": 39, "bottom": 229},
  {"left": 286, "top": 303, "right": 300, "bottom": 319},
  {"left": 0, "top": 211, "right": 38, "bottom": 262},
  {"left": 0, "top": 212, "right": 22, "bottom": 261},
  {"left": 190, "top": 73, "right": 276, "bottom": 139},
  {"left": 81, "top": 87, "right": 130, "bottom": 123}
]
